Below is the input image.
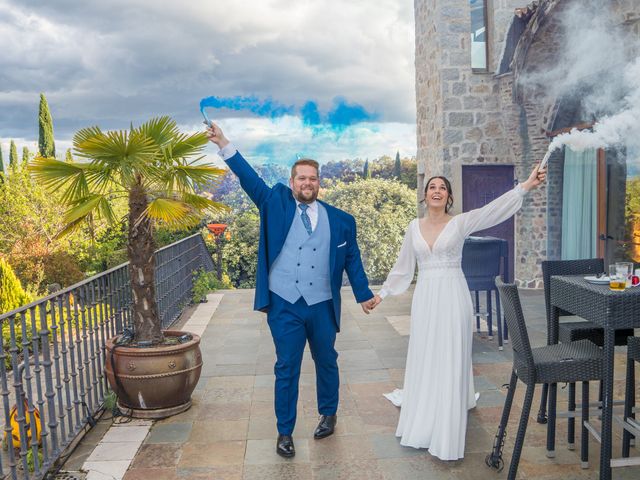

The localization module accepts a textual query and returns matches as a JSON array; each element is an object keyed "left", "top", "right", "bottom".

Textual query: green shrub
[
  {"left": 218, "top": 210, "right": 259, "bottom": 288},
  {"left": 42, "top": 251, "right": 85, "bottom": 289},
  {"left": 191, "top": 269, "right": 232, "bottom": 303},
  {"left": 322, "top": 178, "right": 417, "bottom": 282},
  {"left": 26, "top": 447, "right": 43, "bottom": 472},
  {"left": 0, "top": 258, "right": 32, "bottom": 315}
]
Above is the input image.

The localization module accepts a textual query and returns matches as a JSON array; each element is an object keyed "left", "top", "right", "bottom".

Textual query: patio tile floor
[{"left": 60, "top": 287, "right": 640, "bottom": 479}]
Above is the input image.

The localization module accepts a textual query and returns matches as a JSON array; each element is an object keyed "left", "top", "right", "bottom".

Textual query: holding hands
[{"left": 360, "top": 294, "right": 383, "bottom": 314}]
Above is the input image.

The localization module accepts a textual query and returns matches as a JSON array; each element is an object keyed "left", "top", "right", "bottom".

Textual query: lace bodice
[{"left": 379, "top": 185, "right": 527, "bottom": 298}]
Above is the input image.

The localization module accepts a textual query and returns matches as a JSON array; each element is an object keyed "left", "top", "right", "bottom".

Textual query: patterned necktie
[{"left": 298, "top": 204, "right": 313, "bottom": 235}]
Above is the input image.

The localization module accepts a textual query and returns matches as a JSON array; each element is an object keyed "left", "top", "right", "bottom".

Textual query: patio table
[{"left": 549, "top": 275, "right": 640, "bottom": 480}]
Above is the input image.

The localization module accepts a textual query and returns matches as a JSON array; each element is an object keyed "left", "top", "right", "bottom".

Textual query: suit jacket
[{"left": 224, "top": 151, "right": 373, "bottom": 329}]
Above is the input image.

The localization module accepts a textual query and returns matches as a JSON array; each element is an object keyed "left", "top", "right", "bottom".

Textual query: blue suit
[{"left": 223, "top": 151, "right": 373, "bottom": 434}]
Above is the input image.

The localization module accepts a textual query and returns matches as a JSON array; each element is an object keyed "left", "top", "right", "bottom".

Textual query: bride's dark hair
[{"left": 423, "top": 176, "right": 454, "bottom": 213}]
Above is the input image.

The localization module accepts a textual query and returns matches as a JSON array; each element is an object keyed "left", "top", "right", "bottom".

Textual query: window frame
[{"left": 470, "top": 0, "right": 490, "bottom": 73}]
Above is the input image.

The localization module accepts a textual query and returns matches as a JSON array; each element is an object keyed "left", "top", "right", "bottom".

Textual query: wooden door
[{"left": 462, "top": 165, "right": 515, "bottom": 281}]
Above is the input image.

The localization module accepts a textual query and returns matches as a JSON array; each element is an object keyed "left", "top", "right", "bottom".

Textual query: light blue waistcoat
[{"left": 269, "top": 203, "right": 332, "bottom": 305}]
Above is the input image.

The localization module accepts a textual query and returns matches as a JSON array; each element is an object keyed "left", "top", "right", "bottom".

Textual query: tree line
[{"left": 1, "top": 95, "right": 418, "bottom": 313}]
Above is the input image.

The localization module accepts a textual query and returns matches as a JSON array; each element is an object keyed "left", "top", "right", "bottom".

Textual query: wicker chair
[
  {"left": 536, "top": 259, "right": 634, "bottom": 452},
  {"left": 486, "top": 279, "right": 603, "bottom": 480},
  {"left": 622, "top": 336, "right": 640, "bottom": 460}
]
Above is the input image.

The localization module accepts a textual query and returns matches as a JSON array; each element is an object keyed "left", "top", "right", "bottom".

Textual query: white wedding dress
[{"left": 379, "top": 185, "right": 527, "bottom": 460}]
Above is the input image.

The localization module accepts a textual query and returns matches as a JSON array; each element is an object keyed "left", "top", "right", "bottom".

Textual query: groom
[{"left": 207, "top": 123, "right": 375, "bottom": 458}]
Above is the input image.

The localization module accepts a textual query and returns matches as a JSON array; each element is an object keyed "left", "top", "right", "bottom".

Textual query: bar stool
[
  {"left": 462, "top": 237, "right": 507, "bottom": 349},
  {"left": 486, "top": 279, "right": 603, "bottom": 479},
  {"left": 621, "top": 336, "right": 640, "bottom": 462}
]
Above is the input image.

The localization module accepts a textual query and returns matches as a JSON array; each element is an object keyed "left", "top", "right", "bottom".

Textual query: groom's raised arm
[{"left": 207, "top": 123, "right": 272, "bottom": 208}]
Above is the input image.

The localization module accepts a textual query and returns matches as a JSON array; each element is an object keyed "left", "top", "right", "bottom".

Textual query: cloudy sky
[{"left": 0, "top": 0, "right": 416, "bottom": 166}]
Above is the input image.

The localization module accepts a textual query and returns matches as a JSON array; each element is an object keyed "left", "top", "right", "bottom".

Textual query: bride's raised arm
[
  {"left": 458, "top": 184, "right": 527, "bottom": 238},
  {"left": 378, "top": 219, "right": 417, "bottom": 299},
  {"left": 458, "top": 163, "right": 545, "bottom": 238}
]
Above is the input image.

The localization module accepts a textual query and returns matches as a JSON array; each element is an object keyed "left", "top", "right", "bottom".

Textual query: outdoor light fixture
[
  {"left": 206, "top": 223, "right": 227, "bottom": 236},
  {"left": 206, "top": 223, "right": 228, "bottom": 281}
]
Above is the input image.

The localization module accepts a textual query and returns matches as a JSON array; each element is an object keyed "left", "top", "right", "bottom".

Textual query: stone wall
[
  {"left": 414, "top": 0, "right": 545, "bottom": 286},
  {"left": 415, "top": 0, "right": 525, "bottom": 212},
  {"left": 503, "top": 0, "right": 640, "bottom": 286},
  {"left": 414, "top": 0, "right": 445, "bottom": 207},
  {"left": 414, "top": 0, "right": 639, "bottom": 287}
]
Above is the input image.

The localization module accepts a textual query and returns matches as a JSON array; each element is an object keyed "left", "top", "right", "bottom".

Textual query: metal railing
[{"left": 0, "top": 233, "right": 213, "bottom": 479}]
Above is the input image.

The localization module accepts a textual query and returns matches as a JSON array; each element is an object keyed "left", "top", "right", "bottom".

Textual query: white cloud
[
  {"left": 182, "top": 116, "right": 416, "bottom": 167},
  {"left": 0, "top": 0, "right": 416, "bottom": 162}
]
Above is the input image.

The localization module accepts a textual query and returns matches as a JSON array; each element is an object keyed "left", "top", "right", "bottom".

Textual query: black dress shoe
[
  {"left": 276, "top": 434, "right": 295, "bottom": 457},
  {"left": 314, "top": 415, "right": 337, "bottom": 439}
]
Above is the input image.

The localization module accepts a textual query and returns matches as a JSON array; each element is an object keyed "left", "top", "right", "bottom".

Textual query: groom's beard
[{"left": 294, "top": 187, "right": 318, "bottom": 203}]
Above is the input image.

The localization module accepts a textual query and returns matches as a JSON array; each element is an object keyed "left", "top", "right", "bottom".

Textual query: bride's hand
[
  {"left": 521, "top": 163, "right": 547, "bottom": 191},
  {"left": 372, "top": 294, "right": 382, "bottom": 309}
]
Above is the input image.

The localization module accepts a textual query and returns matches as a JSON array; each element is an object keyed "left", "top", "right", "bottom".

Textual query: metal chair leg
[
  {"left": 508, "top": 383, "right": 535, "bottom": 480},
  {"left": 546, "top": 383, "right": 557, "bottom": 457},
  {"left": 503, "top": 308, "right": 509, "bottom": 341},
  {"left": 537, "top": 383, "right": 548, "bottom": 424},
  {"left": 623, "top": 360, "right": 635, "bottom": 458},
  {"left": 581, "top": 381, "right": 589, "bottom": 468},
  {"left": 495, "top": 289, "right": 503, "bottom": 350},
  {"left": 475, "top": 291, "right": 481, "bottom": 333},
  {"left": 568, "top": 382, "right": 576, "bottom": 450},
  {"left": 598, "top": 380, "right": 603, "bottom": 406},
  {"left": 487, "top": 290, "right": 493, "bottom": 338},
  {"left": 486, "top": 371, "right": 518, "bottom": 472}
]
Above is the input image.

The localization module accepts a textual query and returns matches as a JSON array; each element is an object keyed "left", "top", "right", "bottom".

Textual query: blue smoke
[
  {"left": 199, "top": 95, "right": 377, "bottom": 132},
  {"left": 300, "top": 101, "right": 321, "bottom": 125},
  {"left": 327, "top": 97, "right": 378, "bottom": 126},
  {"left": 200, "top": 95, "right": 295, "bottom": 124}
]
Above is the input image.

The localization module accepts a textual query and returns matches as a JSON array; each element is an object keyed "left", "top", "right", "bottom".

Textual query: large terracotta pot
[{"left": 105, "top": 330, "right": 202, "bottom": 418}]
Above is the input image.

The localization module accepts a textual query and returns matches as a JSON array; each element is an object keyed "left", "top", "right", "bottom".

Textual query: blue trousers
[{"left": 267, "top": 293, "right": 339, "bottom": 435}]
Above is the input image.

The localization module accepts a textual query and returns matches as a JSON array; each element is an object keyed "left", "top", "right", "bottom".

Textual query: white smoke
[
  {"left": 521, "top": 0, "right": 640, "bottom": 164},
  {"left": 548, "top": 57, "right": 640, "bottom": 155}
]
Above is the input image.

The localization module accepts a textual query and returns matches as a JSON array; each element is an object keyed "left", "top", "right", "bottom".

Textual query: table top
[{"left": 549, "top": 275, "right": 640, "bottom": 329}]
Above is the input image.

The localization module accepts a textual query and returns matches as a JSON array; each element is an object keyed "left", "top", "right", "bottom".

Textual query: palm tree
[{"left": 30, "top": 116, "right": 226, "bottom": 344}]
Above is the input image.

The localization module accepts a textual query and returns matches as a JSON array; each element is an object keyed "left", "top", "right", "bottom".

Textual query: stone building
[{"left": 414, "top": 0, "right": 640, "bottom": 287}]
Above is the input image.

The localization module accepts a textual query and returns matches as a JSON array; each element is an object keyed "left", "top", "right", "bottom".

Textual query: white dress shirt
[{"left": 217, "top": 142, "right": 238, "bottom": 161}]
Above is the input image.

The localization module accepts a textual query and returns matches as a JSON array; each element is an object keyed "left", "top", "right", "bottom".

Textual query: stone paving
[{"left": 63, "top": 287, "right": 640, "bottom": 479}]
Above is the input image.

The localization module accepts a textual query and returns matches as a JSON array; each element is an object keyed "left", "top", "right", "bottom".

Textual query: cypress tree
[
  {"left": 9, "top": 140, "right": 18, "bottom": 167},
  {"left": 65, "top": 148, "right": 73, "bottom": 162},
  {"left": 0, "top": 144, "right": 4, "bottom": 175},
  {"left": 22, "top": 146, "right": 31, "bottom": 164},
  {"left": 38, "top": 93, "right": 56, "bottom": 158},
  {"left": 394, "top": 151, "right": 402, "bottom": 179},
  {"left": 363, "top": 158, "right": 371, "bottom": 179}
]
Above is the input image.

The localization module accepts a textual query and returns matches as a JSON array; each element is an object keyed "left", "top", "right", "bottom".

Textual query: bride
[{"left": 372, "top": 164, "right": 546, "bottom": 460}]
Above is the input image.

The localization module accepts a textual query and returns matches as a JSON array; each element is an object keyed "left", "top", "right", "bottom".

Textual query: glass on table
[
  {"left": 617, "top": 262, "right": 634, "bottom": 287},
  {"left": 609, "top": 264, "right": 626, "bottom": 291}
]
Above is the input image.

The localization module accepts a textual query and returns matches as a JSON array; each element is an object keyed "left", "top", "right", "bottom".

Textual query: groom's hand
[
  {"left": 360, "top": 297, "right": 376, "bottom": 314},
  {"left": 206, "top": 122, "right": 230, "bottom": 149}
]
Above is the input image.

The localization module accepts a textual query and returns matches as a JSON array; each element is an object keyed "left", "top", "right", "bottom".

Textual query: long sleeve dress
[{"left": 379, "top": 185, "right": 527, "bottom": 461}]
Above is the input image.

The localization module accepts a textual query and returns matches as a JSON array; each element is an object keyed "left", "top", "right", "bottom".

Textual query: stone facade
[{"left": 414, "top": 0, "right": 640, "bottom": 287}]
